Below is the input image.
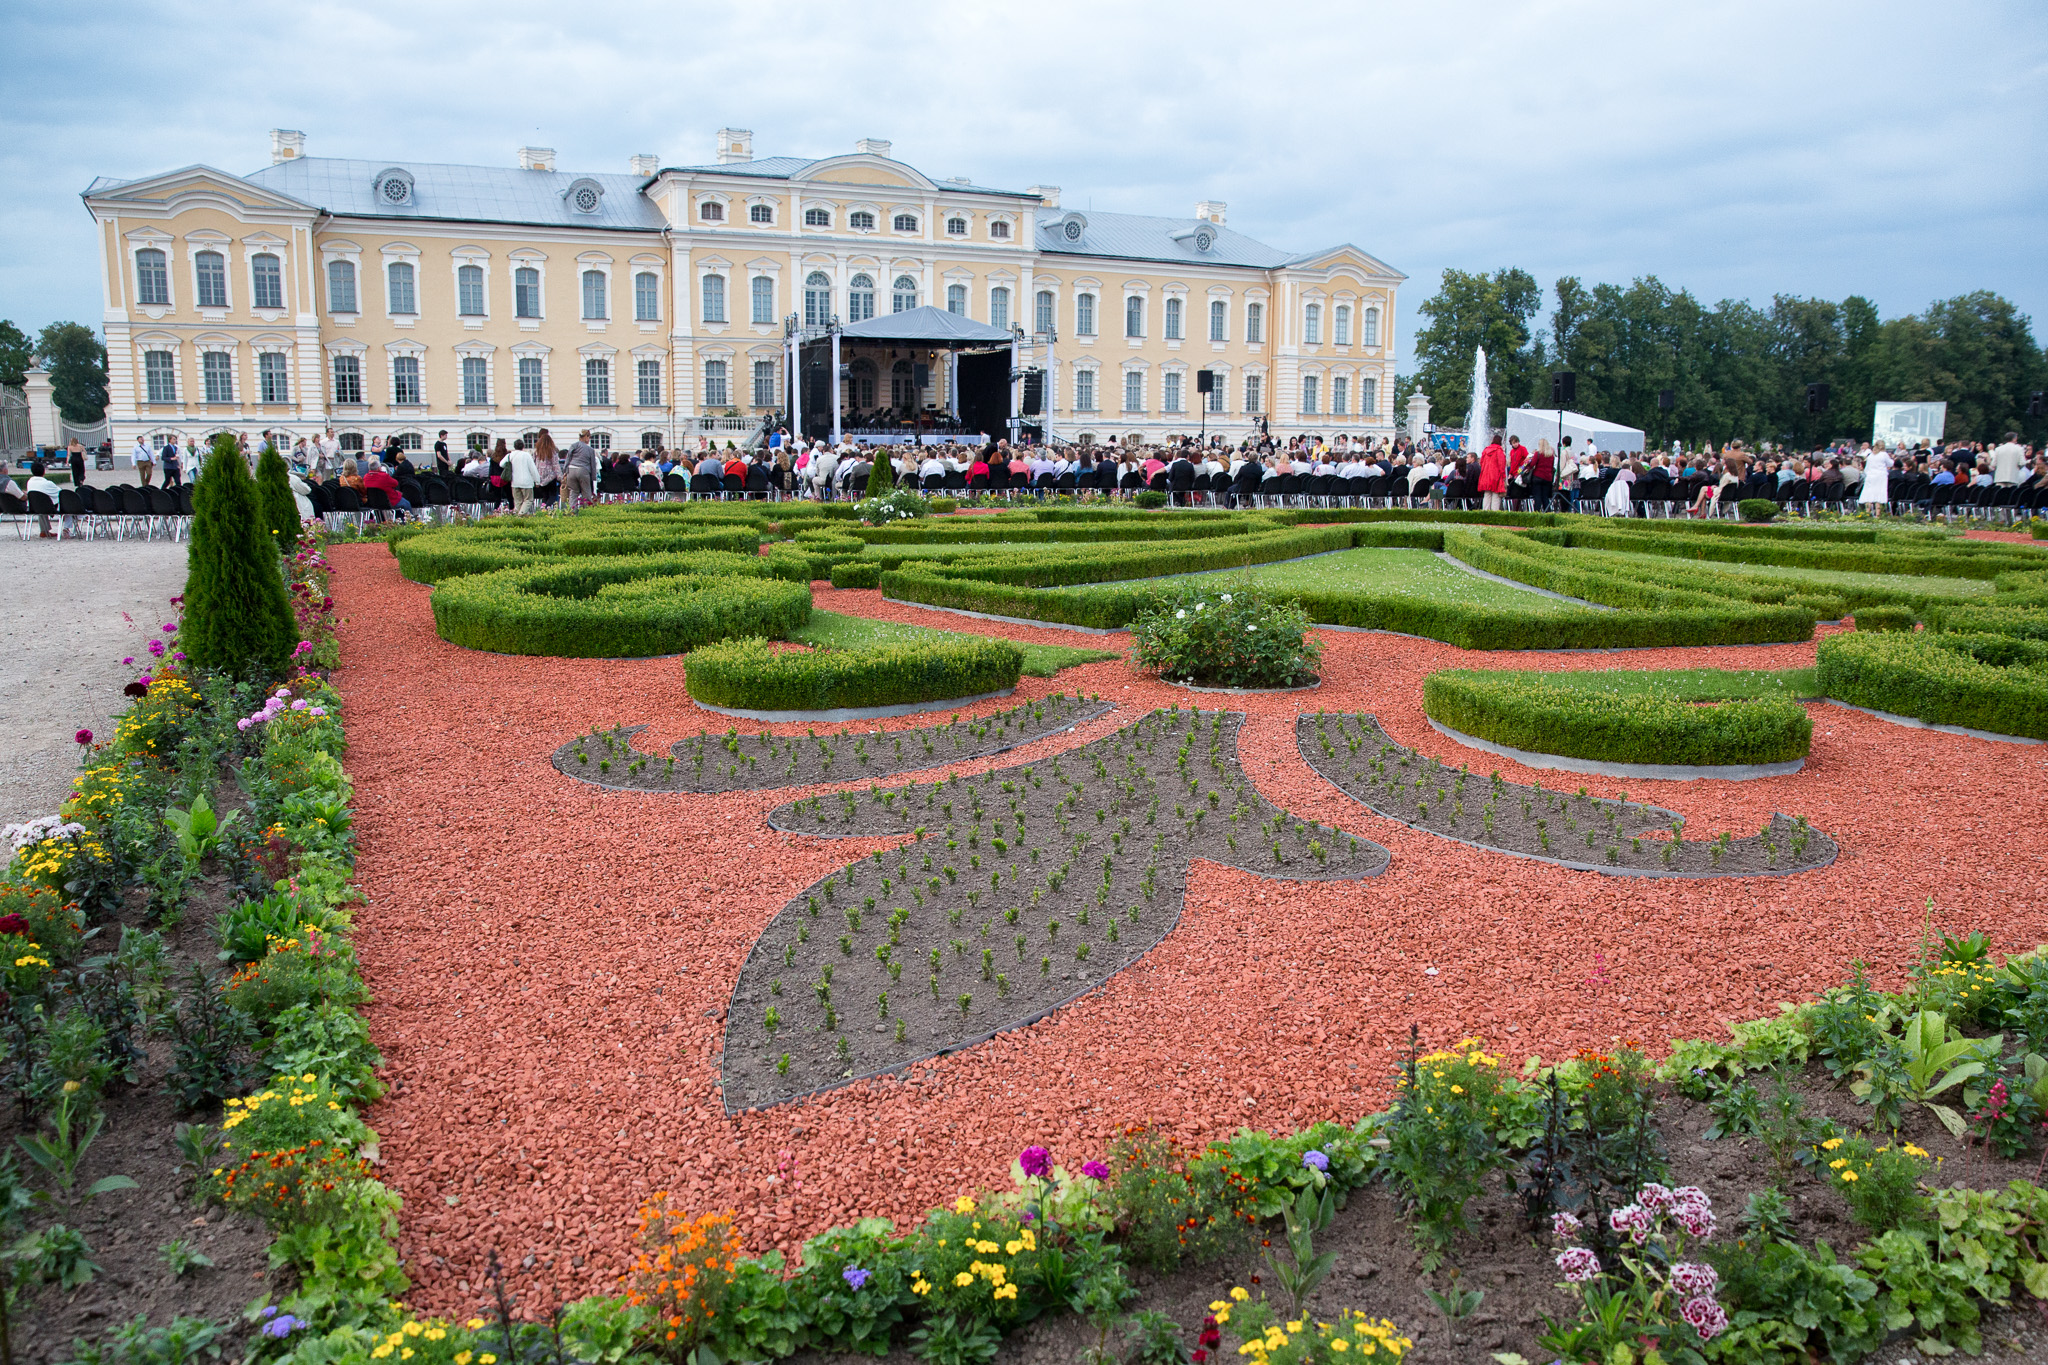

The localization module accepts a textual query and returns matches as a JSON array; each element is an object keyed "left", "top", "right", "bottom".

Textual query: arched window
[
  {"left": 1361, "top": 306, "right": 1381, "bottom": 347},
  {"left": 891, "top": 359, "right": 916, "bottom": 410},
  {"left": 1246, "top": 302, "right": 1264, "bottom": 344},
  {"left": 892, "top": 213, "right": 919, "bottom": 233},
  {"left": 989, "top": 220, "right": 1011, "bottom": 240},
  {"left": 1304, "top": 303, "right": 1322, "bottom": 345},
  {"left": 1209, "top": 299, "right": 1227, "bottom": 341},
  {"left": 701, "top": 274, "right": 726, "bottom": 324},
  {"left": 581, "top": 269, "right": 608, "bottom": 320},
  {"left": 1124, "top": 295, "right": 1144, "bottom": 338},
  {"left": 749, "top": 203, "right": 773, "bottom": 224},
  {"left": 251, "top": 253, "right": 283, "bottom": 309},
  {"left": 699, "top": 201, "right": 725, "bottom": 222},
  {"left": 804, "top": 207, "right": 831, "bottom": 227},
  {"left": 458, "top": 264, "right": 485, "bottom": 316},
  {"left": 634, "top": 271, "right": 660, "bottom": 321},
  {"left": 804, "top": 272, "right": 832, "bottom": 327},
  {"left": 947, "top": 284, "right": 967, "bottom": 316},
  {"left": 946, "top": 217, "right": 967, "bottom": 237},
  {"left": 1075, "top": 293, "right": 1096, "bottom": 336},
  {"left": 1164, "top": 297, "right": 1182, "bottom": 340},
  {"left": 514, "top": 266, "right": 541, "bottom": 318},
  {"left": 849, "top": 210, "right": 876, "bottom": 231},
  {"left": 387, "top": 261, "right": 417, "bottom": 315},
  {"left": 891, "top": 275, "right": 917, "bottom": 313},
  {"left": 751, "top": 276, "right": 775, "bottom": 325},
  {"left": 195, "top": 250, "right": 228, "bottom": 307},
  {"left": 135, "top": 248, "right": 169, "bottom": 305},
  {"left": 848, "top": 359, "right": 877, "bottom": 409},
  {"left": 1035, "top": 290, "right": 1055, "bottom": 335},
  {"left": 848, "top": 274, "right": 875, "bottom": 322},
  {"left": 327, "top": 259, "right": 357, "bottom": 313},
  {"left": 1334, "top": 304, "right": 1351, "bottom": 346},
  {"left": 989, "top": 287, "right": 1010, "bottom": 332}
]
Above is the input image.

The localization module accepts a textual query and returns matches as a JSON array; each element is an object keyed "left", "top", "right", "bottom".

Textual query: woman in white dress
[
  {"left": 1858, "top": 443, "right": 1892, "bottom": 513},
  {"left": 1604, "top": 455, "right": 1636, "bottom": 516}
]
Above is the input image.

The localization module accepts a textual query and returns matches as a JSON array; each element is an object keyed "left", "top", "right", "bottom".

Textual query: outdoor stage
[
  {"left": 838, "top": 431, "right": 988, "bottom": 447},
  {"left": 791, "top": 306, "right": 1019, "bottom": 448}
]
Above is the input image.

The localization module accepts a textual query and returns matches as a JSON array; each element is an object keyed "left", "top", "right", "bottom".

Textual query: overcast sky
[{"left": 5, "top": 0, "right": 2042, "bottom": 367}]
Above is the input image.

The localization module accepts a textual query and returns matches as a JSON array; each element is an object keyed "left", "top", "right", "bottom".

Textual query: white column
[
  {"left": 830, "top": 330, "right": 842, "bottom": 446},
  {"left": 24, "top": 369, "right": 60, "bottom": 449},
  {"left": 1009, "top": 336, "right": 1020, "bottom": 441},
  {"left": 788, "top": 335, "right": 800, "bottom": 443}
]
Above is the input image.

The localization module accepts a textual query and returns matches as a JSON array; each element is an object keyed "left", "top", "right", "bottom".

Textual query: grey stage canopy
[{"left": 836, "top": 305, "right": 1015, "bottom": 345}]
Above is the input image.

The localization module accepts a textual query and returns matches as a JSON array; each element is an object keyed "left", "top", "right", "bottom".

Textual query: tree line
[
  {"left": 0, "top": 319, "right": 109, "bottom": 425},
  {"left": 1397, "top": 268, "right": 2048, "bottom": 447}
]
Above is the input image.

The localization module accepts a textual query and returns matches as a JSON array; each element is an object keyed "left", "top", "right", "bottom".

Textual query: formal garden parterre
[{"left": 8, "top": 476, "right": 2048, "bottom": 1363}]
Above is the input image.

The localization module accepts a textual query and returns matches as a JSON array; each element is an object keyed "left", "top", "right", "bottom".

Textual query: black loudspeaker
[
  {"left": 1658, "top": 389, "right": 1675, "bottom": 412},
  {"left": 1020, "top": 370, "right": 1045, "bottom": 416},
  {"left": 1551, "top": 371, "right": 1576, "bottom": 406},
  {"left": 1805, "top": 383, "right": 1829, "bottom": 414},
  {"left": 1196, "top": 369, "right": 1215, "bottom": 394},
  {"left": 2029, "top": 392, "right": 2046, "bottom": 419},
  {"left": 914, "top": 364, "right": 930, "bottom": 389}
]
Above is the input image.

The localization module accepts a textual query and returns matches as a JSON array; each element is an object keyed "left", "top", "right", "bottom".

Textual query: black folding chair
[{"left": 0, "top": 491, "right": 28, "bottom": 540}]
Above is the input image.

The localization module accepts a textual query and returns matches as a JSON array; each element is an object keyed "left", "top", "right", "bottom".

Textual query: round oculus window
[
  {"left": 380, "top": 177, "right": 410, "bottom": 204},
  {"left": 1062, "top": 220, "right": 1082, "bottom": 241},
  {"left": 1194, "top": 229, "right": 1214, "bottom": 251},
  {"left": 573, "top": 186, "right": 601, "bottom": 213}
]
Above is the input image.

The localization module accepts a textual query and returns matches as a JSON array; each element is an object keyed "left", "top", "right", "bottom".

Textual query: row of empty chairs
[{"left": 0, "top": 483, "right": 196, "bottom": 540}]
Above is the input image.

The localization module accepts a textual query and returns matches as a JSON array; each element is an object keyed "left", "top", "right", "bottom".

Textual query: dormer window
[
  {"left": 849, "top": 210, "right": 876, "bottom": 231},
  {"left": 946, "top": 217, "right": 968, "bottom": 237},
  {"left": 749, "top": 203, "right": 774, "bottom": 224},
  {"left": 373, "top": 167, "right": 415, "bottom": 207},
  {"left": 699, "top": 201, "right": 725, "bottom": 222},
  {"left": 564, "top": 178, "right": 604, "bottom": 214},
  {"left": 804, "top": 207, "right": 831, "bottom": 227},
  {"left": 892, "top": 213, "right": 919, "bottom": 233},
  {"left": 989, "top": 220, "right": 1011, "bottom": 240}
]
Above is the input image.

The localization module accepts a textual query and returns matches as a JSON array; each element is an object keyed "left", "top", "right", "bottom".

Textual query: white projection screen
[{"left": 1872, "top": 401, "right": 1947, "bottom": 445}]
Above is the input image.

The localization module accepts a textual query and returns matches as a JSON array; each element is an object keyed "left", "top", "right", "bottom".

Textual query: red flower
[{"left": 0, "top": 914, "right": 29, "bottom": 937}]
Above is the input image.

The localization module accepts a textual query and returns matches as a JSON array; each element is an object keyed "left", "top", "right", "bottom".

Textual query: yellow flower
[
  {"left": 1331, "top": 1341, "right": 1350, "bottom": 1354},
  {"left": 425, "top": 1329, "right": 446, "bottom": 1342},
  {"left": 404, "top": 1323, "right": 424, "bottom": 1337},
  {"left": 456, "top": 1355, "right": 473, "bottom": 1365},
  {"left": 1209, "top": 1301, "right": 1229, "bottom": 1313},
  {"left": 1905, "top": 1144, "right": 1930, "bottom": 1158},
  {"left": 955, "top": 1272, "right": 974, "bottom": 1287},
  {"left": 912, "top": 1276, "right": 932, "bottom": 1296},
  {"left": 480, "top": 1355, "right": 497, "bottom": 1364},
  {"left": 401, "top": 1352, "right": 414, "bottom": 1361},
  {"left": 1829, "top": 1158, "right": 1848, "bottom": 1169},
  {"left": 371, "top": 1348, "right": 393, "bottom": 1360},
  {"left": 1019, "top": 1227, "right": 1036, "bottom": 1251},
  {"left": 1841, "top": 1170, "right": 1859, "bottom": 1182},
  {"left": 1005, "top": 1239, "right": 1023, "bottom": 1255},
  {"left": 1820, "top": 1137, "right": 1844, "bottom": 1151},
  {"left": 954, "top": 1196, "right": 976, "bottom": 1213},
  {"left": 993, "top": 1283, "right": 1018, "bottom": 1300},
  {"left": 466, "top": 1321, "right": 486, "bottom": 1331},
  {"left": 1449, "top": 1085, "right": 1464, "bottom": 1095},
  {"left": 1230, "top": 1287, "right": 1250, "bottom": 1302}
]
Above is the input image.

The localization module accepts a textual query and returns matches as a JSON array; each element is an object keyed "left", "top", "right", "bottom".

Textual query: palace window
[
  {"left": 1164, "top": 297, "right": 1182, "bottom": 340},
  {"left": 946, "top": 217, "right": 967, "bottom": 237},
  {"left": 699, "top": 201, "right": 725, "bottom": 222},
  {"left": 581, "top": 269, "right": 608, "bottom": 320},
  {"left": 459, "top": 264, "right": 485, "bottom": 316},
  {"left": 1163, "top": 371, "right": 1183, "bottom": 413},
  {"left": 1207, "top": 377, "right": 1225, "bottom": 413},
  {"left": 703, "top": 359, "right": 729, "bottom": 407},
  {"left": 751, "top": 277, "right": 775, "bottom": 326},
  {"left": 749, "top": 203, "right": 773, "bottom": 224},
  {"left": 892, "top": 213, "right": 918, "bottom": 233},
  {"left": 849, "top": 210, "right": 876, "bottom": 231},
  {"left": 1300, "top": 374, "right": 1319, "bottom": 414},
  {"left": 327, "top": 260, "right": 357, "bottom": 313},
  {"left": 1362, "top": 376, "right": 1378, "bottom": 415},
  {"left": 462, "top": 355, "right": 489, "bottom": 404},
  {"left": 195, "top": 250, "right": 228, "bottom": 308},
  {"left": 584, "top": 357, "right": 611, "bottom": 406},
  {"left": 1125, "top": 296, "right": 1144, "bottom": 338},
  {"left": 1035, "top": 290, "right": 1055, "bottom": 335},
  {"left": 804, "top": 207, "right": 831, "bottom": 227},
  {"left": 1209, "top": 300, "right": 1226, "bottom": 341},
  {"left": 251, "top": 253, "right": 283, "bottom": 309},
  {"left": 989, "top": 286, "right": 1010, "bottom": 332},
  {"left": 1123, "top": 370, "right": 1143, "bottom": 412},
  {"left": 136, "top": 248, "right": 169, "bottom": 305},
  {"left": 514, "top": 267, "right": 541, "bottom": 318},
  {"left": 1332, "top": 375, "right": 1348, "bottom": 415},
  {"left": 1074, "top": 369, "right": 1097, "bottom": 412},
  {"left": 143, "top": 350, "right": 176, "bottom": 402},
  {"left": 1304, "top": 304, "right": 1322, "bottom": 346},
  {"left": 1362, "top": 306, "right": 1381, "bottom": 347},
  {"left": 332, "top": 355, "right": 362, "bottom": 405},
  {"left": 202, "top": 351, "right": 234, "bottom": 403},
  {"left": 1075, "top": 293, "right": 1095, "bottom": 336},
  {"left": 989, "top": 220, "right": 1010, "bottom": 240},
  {"left": 753, "top": 359, "right": 776, "bottom": 407},
  {"left": 892, "top": 275, "right": 917, "bottom": 313},
  {"left": 638, "top": 359, "right": 662, "bottom": 406},
  {"left": 947, "top": 284, "right": 966, "bottom": 316},
  {"left": 701, "top": 274, "right": 726, "bottom": 324},
  {"left": 339, "top": 432, "right": 365, "bottom": 452},
  {"left": 392, "top": 355, "right": 421, "bottom": 405},
  {"left": 1244, "top": 373, "right": 1262, "bottom": 413},
  {"left": 517, "top": 357, "right": 545, "bottom": 405},
  {"left": 259, "top": 352, "right": 290, "bottom": 404},
  {"left": 805, "top": 272, "right": 832, "bottom": 327},
  {"left": 1334, "top": 304, "right": 1351, "bottom": 346},
  {"left": 640, "top": 430, "right": 664, "bottom": 450},
  {"left": 387, "top": 261, "right": 417, "bottom": 315},
  {"left": 1245, "top": 302, "right": 1263, "bottom": 344},
  {"left": 635, "top": 272, "right": 659, "bottom": 321},
  {"left": 467, "top": 432, "right": 490, "bottom": 452},
  {"left": 848, "top": 274, "right": 875, "bottom": 322}
]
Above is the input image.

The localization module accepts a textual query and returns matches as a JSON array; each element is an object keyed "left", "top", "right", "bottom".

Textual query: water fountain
[{"left": 1464, "top": 347, "right": 1490, "bottom": 454}]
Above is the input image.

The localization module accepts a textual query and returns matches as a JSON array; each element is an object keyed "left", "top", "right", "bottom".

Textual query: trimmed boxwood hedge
[
  {"left": 685, "top": 636, "right": 1022, "bottom": 712},
  {"left": 1853, "top": 605, "right": 1917, "bottom": 632},
  {"left": 1422, "top": 669, "right": 1813, "bottom": 766},
  {"left": 828, "top": 560, "right": 883, "bottom": 589},
  {"left": 394, "top": 521, "right": 761, "bottom": 583},
  {"left": 429, "top": 552, "right": 812, "bottom": 658},
  {"left": 1816, "top": 630, "right": 2048, "bottom": 740},
  {"left": 1561, "top": 525, "right": 2046, "bottom": 580},
  {"left": 1931, "top": 606, "right": 2048, "bottom": 640}
]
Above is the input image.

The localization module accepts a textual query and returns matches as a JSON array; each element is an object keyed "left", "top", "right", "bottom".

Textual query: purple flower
[
  {"left": 1680, "top": 1296, "right": 1728, "bottom": 1342},
  {"left": 1551, "top": 1211, "right": 1582, "bottom": 1241},
  {"left": 1669, "top": 1263, "right": 1719, "bottom": 1298},
  {"left": 74, "top": 729, "right": 92, "bottom": 745},
  {"left": 1301, "top": 1150, "right": 1329, "bottom": 1173},
  {"left": 173, "top": 652, "right": 186, "bottom": 661},
  {"left": 1555, "top": 1247, "right": 1601, "bottom": 1283},
  {"left": 842, "top": 1265, "right": 869, "bottom": 1290},
  {"left": 1080, "top": 1160, "right": 1110, "bottom": 1180},
  {"left": 148, "top": 640, "right": 166, "bottom": 657},
  {"left": 161, "top": 623, "right": 176, "bottom": 633},
  {"left": 121, "top": 656, "right": 134, "bottom": 666},
  {"left": 1019, "top": 1146, "right": 1052, "bottom": 1178},
  {"left": 261, "top": 1315, "right": 304, "bottom": 1338}
]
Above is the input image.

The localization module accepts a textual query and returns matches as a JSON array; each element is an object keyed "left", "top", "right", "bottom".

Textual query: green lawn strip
[
  {"left": 1524, "top": 664, "right": 1823, "bottom": 700},
  {"left": 1590, "top": 546, "right": 1993, "bottom": 605},
  {"left": 793, "top": 609, "right": 1120, "bottom": 678},
  {"left": 1062, "top": 547, "right": 1580, "bottom": 616}
]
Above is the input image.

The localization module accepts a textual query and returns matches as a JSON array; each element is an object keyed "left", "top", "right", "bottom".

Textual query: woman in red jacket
[{"left": 1477, "top": 432, "right": 1508, "bottom": 510}]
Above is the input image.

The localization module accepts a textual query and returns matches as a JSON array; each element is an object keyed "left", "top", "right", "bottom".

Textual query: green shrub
[
  {"left": 829, "top": 561, "right": 884, "bottom": 589},
  {"left": 1129, "top": 584, "right": 1320, "bottom": 688},
  {"left": 1816, "top": 629, "right": 2048, "bottom": 739},
  {"left": 1930, "top": 605, "right": 2048, "bottom": 640},
  {"left": 393, "top": 520, "right": 760, "bottom": 582},
  {"left": 685, "top": 636, "right": 1022, "bottom": 712},
  {"left": 1853, "top": 605, "right": 1916, "bottom": 632},
  {"left": 1133, "top": 489, "right": 1168, "bottom": 508},
  {"left": 1422, "top": 669, "right": 1812, "bottom": 766},
  {"left": 254, "top": 444, "right": 302, "bottom": 553},
  {"left": 1738, "top": 497, "right": 1781, "bottom": 523},
  {"left": 929, "top": 497, "right": 959, "bottom": 514},
  {"left": 183, "top": 434, "right": 298, "bottom": 678},
  {"left": 429, "top": 553, "right": 812, "bottom": 657}
]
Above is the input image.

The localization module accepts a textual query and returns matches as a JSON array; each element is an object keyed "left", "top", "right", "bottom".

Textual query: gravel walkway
[
  {"left": 326, "top": 548, "right": 2048, "bottom": 1316},
  {"left": 0, "top": 535, "right": 188, "bottom": 826}
]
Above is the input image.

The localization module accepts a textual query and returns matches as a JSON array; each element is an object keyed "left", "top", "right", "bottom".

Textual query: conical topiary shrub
[
  {"left": 184, "top": 433, "right": 298, "bottom": 679},
  {"left": 254, "top": 443, "right": 301, "bottom": 553},
  {"left": 866, "top": 444, "right": 895, "bottom": 497}
]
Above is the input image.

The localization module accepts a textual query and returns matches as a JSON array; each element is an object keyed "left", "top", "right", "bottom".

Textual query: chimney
[
  {"left": 629, "top": 153, "right": 660, "bottom": 177},
  {"left": 716, "top": 128, "right": 754, "bottom": 164},
  {"left": 1029, "top": 184, "right": 1060, "bottom": 208},
  {"left": 269, "top": 129, "right": 306, "bottom": 164},
  {"left": 519, "top": 146, "right": 557, "bottom": 172},
  {"left": 1196, "top": 200, "right": 1227, "bottom": 225},
  {"left": 854, "top": 138, "right": 892, "bottom": 157}
]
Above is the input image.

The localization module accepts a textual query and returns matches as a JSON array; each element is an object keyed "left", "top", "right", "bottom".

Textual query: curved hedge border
[
  {"left": 1422, "top": 668, "right": 1814, "bottom": 766},
  {"left": 429, "top": 552, "right": 812, "bottom": 657},
  {"left": 684, "top": 635, "right": 1022, "bottom": 712},
  {"left": 1816, "top": 629, "right": 2048, "bottom": 740},
  {"left": 394, "top": 521, "right": 762, "bottom": 583}
]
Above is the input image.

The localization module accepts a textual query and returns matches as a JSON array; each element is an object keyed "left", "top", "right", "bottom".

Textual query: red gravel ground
[{"left": 327, "top": 544, "right": 2048, "bottom": 1313}]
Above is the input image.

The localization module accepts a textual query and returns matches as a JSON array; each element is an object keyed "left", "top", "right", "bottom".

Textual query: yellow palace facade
[{"left": 83, "top": 128, "right": 1403, "bottom": 456}]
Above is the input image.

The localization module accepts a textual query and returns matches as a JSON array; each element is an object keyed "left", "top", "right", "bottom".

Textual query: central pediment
[{"left": 791, "top": 154, "right": 934, "bottom": 192}]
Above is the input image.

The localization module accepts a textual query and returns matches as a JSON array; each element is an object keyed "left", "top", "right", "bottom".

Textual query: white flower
[
  {"left": 1175, "top": 610, "right": 1186, "bottom": 619},
  {"left": 1220, "top": 593, "right": 1233, "bottom": 603},
  {"left": 1246, "top": 624, "right": 1256, "bottom": 632},
  {"left": 1196, "top": 602, "right": 1206, "bottom": 611}
]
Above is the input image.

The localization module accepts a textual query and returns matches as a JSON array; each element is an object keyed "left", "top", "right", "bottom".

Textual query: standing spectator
[
  {"left": 808, "top": 442, "right": 839, "bottom": 500},
  {"left": 134, "top": 436, "right": 157, "bottom": 486},
  {"left": 1477, "top": 431, "right": 1508, "bottom": 511},
  {"left": 128, "top": 434, "right": 154, "bottom": 481},
  {"left": 561, "top": 431, "right": 598, "bottom": 507},
  {"left": 1992, "top": 432, "right": 2027, "bottom": 486},
  {"left": 1859, "top": 442, "right": 1893, "bottom": 514},
  {"left": 434, "top": 430, "right": 452, "bottom": 474},
  {"left": 1529, "top": 438, "right": 1556, "bottom": 511},
  {"left": 160, "top": 435, "right": 183, "bottom": 487},
  {"left": 532, "top": 430, "right": 561, "bottom": 507},
  {"left": 316, "top": 428, "right": 340, "bottom": 480},
  {"left": 507, "top": 439, "right": 539, "bottom": 514}
]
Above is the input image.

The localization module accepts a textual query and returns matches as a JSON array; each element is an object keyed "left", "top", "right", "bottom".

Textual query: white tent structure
[{"left": 1506, "top": 407, "right": 1645, "bottom": 455}]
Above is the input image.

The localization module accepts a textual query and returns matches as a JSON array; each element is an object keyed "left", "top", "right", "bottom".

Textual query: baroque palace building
[{"left": 83, "top": 128, "right": 1403, "bottom": 456}]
